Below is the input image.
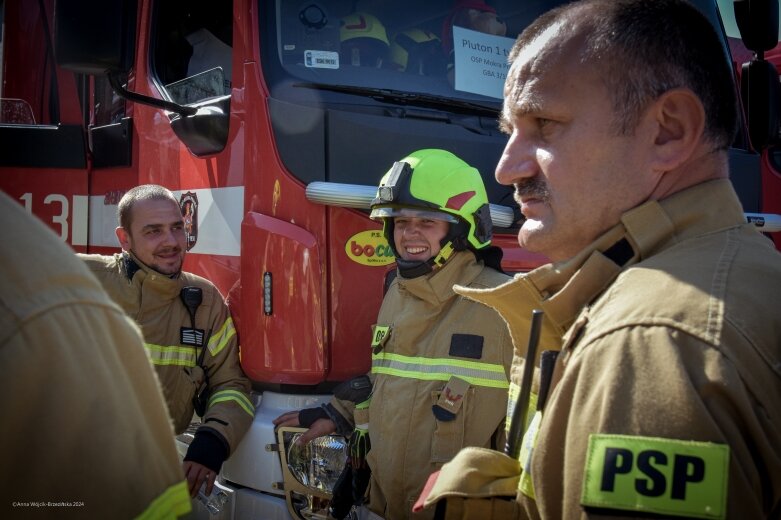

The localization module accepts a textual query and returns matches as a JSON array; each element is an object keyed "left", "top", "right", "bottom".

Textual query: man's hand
[
  {"left": 273, "top": 410, "right": 337, "bottom": 445},
  {"left": 183, "top": 460, "right": 217, "bottom": 498},
  {"left": 272, "top": 410, "right": 301, "bottom": 428}
]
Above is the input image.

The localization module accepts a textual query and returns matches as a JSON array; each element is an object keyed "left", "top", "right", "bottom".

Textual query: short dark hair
[
  {"left": 509, "top": 0, "right": 738, "bottom": 150},
  {"left": 117, "top": 184, "right": 179, "bottom": 230}
]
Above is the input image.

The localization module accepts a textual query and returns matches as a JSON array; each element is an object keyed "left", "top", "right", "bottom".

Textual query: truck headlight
[
  {"left": 286, "top": 431, "right": 348, "bottom": 493},
  {"left": 276, "top": 427, "right": 348, "bottom": 520}
]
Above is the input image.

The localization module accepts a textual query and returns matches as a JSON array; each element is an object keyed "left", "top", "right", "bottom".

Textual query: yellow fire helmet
[
  {"left": 340, "top": 12, "right": 389, "bottom": 67},
  {"left": 389, "top": 28, "right": 444, "bottom": 75},
  {"left": 370, "top": 149, "right": 495, "bottom": 276}
]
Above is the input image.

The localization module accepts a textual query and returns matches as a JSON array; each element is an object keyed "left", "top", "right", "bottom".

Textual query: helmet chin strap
[{"left": 397, "top": 241, "right": 456, "bottom": 279}]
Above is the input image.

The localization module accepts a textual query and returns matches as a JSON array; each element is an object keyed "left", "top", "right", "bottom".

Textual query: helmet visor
[{"left": 370, "top": 206, "right": 459, "bottom": 223}]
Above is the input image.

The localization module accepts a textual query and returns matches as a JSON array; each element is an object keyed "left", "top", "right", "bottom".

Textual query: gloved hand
[
  {"left": 348, "top": 397, "right": 371, "bottom": 468},
  {"left": 349, "top": 427, "right": 371, "bottom": 469},
  {"left": 332, "top": 396, "right": 373, "bottom": 518},
  {"left": 272, "top": 406, "right": 338, "bottom": 447},
  {"left": 328, "top": 463, "right": 372, "bottom": 519},
  {"left": 298, "top": 406, "right": 330, "bottom": 428},
  {"left": 413, "top": 447, "right": 520, "bottom": 517},
  {"left": 330, "top": 418, "right": 371, "bottom": 519}
]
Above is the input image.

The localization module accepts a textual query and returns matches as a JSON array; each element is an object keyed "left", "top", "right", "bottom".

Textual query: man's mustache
[
  {"left": 513, "top": 176, "right": 551, "bottom": 205},
  {"left": 155, "top": 246, "right": 183, "bottom": 255}
]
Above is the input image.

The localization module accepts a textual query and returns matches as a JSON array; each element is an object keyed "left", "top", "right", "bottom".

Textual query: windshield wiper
[{"left": 293, "top": 82, "right": 500, "bottom": 117}]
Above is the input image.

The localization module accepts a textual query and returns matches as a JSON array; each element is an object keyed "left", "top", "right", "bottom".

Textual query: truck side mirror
[
  {"left": 53, "top": 0, "right": 228, "bottom": 156},
  {"left": 734, "top": 0, "right": 780, "bottom": 148},
  {"left": 54, "top": 0, "right": 190, "bottom": 117},
  {"left": 741, "top": 60, "right": 780, "bottom": 148},
  {"left": 734, "top": 0, "right": 779, "bottom": 53},
  {"left": 54, "top": 0, "right": 138, "bottom": 75}
]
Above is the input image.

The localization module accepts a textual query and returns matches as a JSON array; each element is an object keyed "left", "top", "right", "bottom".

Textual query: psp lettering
[{"left": 601, "top": 447, "right": 705, "bottom": 500}]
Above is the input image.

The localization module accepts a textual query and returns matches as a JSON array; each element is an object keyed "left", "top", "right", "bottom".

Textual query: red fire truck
[{"left": 1, "top": 0, "right": 779, "bottom": 518}]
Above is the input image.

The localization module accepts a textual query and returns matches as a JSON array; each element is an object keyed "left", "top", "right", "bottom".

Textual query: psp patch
[
  {"left": 181, "top": 327, "right": 205, "bottom": 347},
  {"left": 581, "top": 434, "right": 729, "bottom": 519}
]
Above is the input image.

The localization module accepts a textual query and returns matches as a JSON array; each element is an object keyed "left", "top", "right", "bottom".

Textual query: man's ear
[
  {"left": 116, "top": 226, "right": 131, "bottom": 250},
  {"left": 648, "top": 88, "right": 705, "bottom": 172}
]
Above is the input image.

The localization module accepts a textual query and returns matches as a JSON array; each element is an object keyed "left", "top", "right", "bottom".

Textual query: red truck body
[{"left": 1, "top": 1, "right": 778, "bottom": 517}]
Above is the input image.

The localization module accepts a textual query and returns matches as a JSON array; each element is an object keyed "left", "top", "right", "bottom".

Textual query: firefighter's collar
[
  {"left": 624, "top": 178, "right": 745, "bottom": 257},
  {"left": 453, "top": 179, "right": 745, "bottom": 343},
  {"left": 398, "top": 250, "right": 481, "bottom": 305}
]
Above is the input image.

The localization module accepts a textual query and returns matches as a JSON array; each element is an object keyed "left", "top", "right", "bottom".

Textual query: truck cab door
[{"left": 0, "top": 0, "right": 90, "bottom": 252}]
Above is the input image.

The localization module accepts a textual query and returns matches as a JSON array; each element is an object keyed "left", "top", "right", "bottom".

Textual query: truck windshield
[
  {"left": 261, "top": 0, "right": 736, "bottom": 113},
  {"left": 261, "top": 0, "right": 565, "bottom": 109}
]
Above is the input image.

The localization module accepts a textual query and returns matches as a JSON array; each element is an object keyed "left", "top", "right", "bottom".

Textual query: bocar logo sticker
[{"left": 346, "top": 230, "right": 395, "bottom": 266}]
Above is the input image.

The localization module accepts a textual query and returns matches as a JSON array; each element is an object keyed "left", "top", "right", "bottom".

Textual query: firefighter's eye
[{"left": 537, "top": 118, "right": 553, "bottom": 129}]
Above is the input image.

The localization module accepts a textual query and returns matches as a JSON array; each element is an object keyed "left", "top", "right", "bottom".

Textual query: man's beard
[{"left": 135, "top": 247, "right": 183, "bottom": 277}]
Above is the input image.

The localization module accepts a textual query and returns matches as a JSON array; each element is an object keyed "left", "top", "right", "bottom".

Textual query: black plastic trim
[{"left": 0, "top": 124, "right": 86, "bottom": 169}]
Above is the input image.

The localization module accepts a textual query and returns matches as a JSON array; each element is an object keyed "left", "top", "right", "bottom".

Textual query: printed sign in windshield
[{"left": 452, "top": 26, "right": 515, "bottom": 99}]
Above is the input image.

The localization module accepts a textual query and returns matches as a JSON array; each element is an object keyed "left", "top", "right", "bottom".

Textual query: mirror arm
[{"left": 108, "top": 73, "right": 197, "bottom": 116}]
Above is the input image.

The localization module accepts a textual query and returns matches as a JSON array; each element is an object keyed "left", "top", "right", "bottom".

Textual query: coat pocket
[{"left": 430, "top": 387, "right": 473, "bottom": 463}]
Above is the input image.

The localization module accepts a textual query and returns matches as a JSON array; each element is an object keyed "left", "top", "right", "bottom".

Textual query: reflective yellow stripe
[
  {"left": 144, "top": 344, "right": 196, "bottom": 367},
  {"left": 134, "top": 480, "right": 191, "bottom": 520},
  {"left": 506, "top": 382, "right": 520, "bottom": 434},
  {"left": 518, "top": 410, "right": 542, "bottom": 499},
  {"left": 371, "top": 352, "right": 508, "bottom": 389},
  {"left": 208, "top": 317, "right": 236, "bottom": 356},
  {"left": 505, "top": 384, "right": 537, "bottom": 435},
  {"left": 207, "top": 389, "right": 255, "bottom": 417}
]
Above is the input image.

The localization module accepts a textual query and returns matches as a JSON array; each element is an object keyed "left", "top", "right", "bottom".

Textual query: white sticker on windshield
[
  {"left": 452, "top": 27, "right": 514, "bottom": 99},
  {"left": 305, "top": 50, "right": 339, "bottom": 69}
]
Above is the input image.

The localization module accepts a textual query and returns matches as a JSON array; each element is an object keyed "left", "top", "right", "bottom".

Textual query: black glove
[
  {"left": 329, "top": 465, "right": 355, "bottom": 519},
  {"left": 298, "top": 406, "right": 330, "bottom": 428},
  {"left": 328, "top": 459, "right": 372, "bottom": 519},
  {"left": 351, "top": 465, "right": 371, "bottom": 507}
]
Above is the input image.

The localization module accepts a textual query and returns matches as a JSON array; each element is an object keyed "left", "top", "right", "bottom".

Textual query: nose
[
  {"left": 402, "top": 223, "right": 422, "bottom": 237},
  {"left": 162, "top": 227, "right": 180, "bottom": 247},
  {"left": 495, "top": 130, "right": 537, "bottom": 186}
]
